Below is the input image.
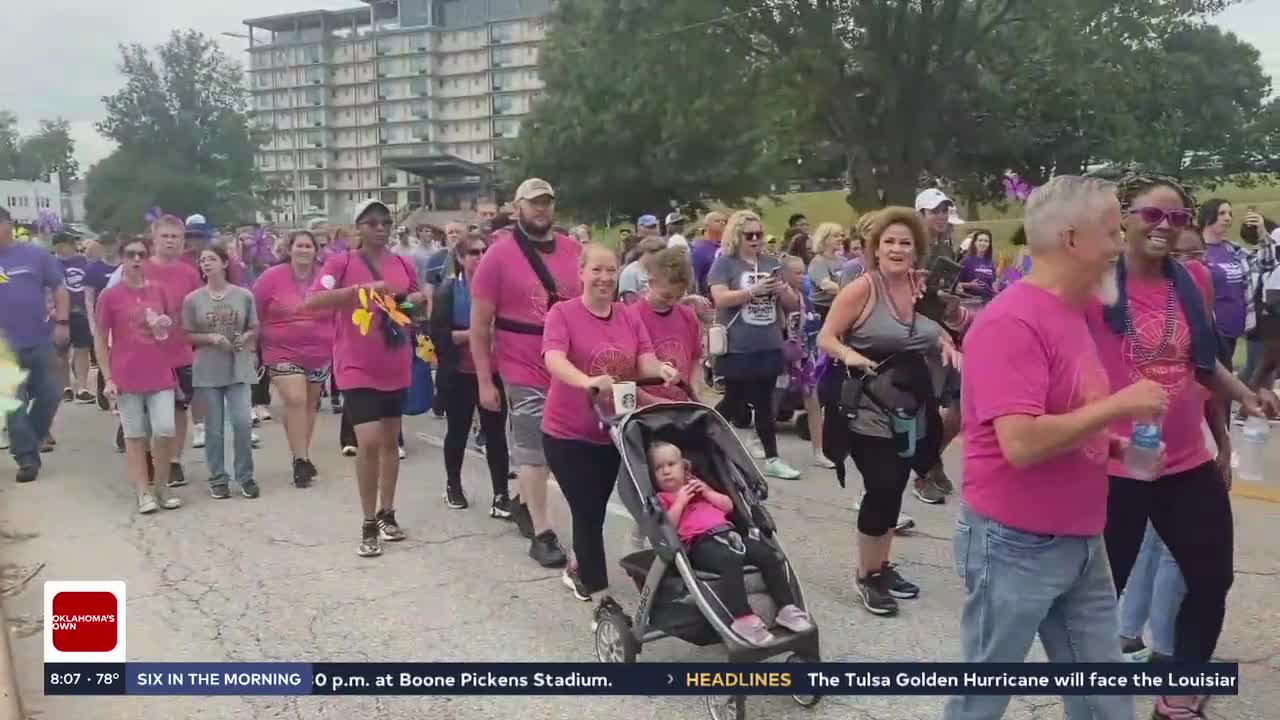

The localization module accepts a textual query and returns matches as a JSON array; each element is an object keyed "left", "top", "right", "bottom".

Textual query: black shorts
[
  {"left": 174, "top": 365, "right": 194, "bottom": 409},
  {"left": 69, "top": 314, "right": 92, "bottom": 349},
  {"left": 343, "top": 388, "right": 407, "bottom": 427}
]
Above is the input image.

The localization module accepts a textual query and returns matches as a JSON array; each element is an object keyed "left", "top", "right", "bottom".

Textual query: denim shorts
[
  {"left": 267, "top": 361, "right": 332, "bottom": 384},
  {"left": 117, "top": 390, "right": 177, "bottom": 440}
]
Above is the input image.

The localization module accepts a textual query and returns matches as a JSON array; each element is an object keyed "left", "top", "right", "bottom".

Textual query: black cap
[{"left": 51, "top": 231, "right": 76, "bottom": 246}]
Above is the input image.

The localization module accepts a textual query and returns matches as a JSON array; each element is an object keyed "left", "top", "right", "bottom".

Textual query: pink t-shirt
[
  {"left": 470, "top": 231, "right": 583, "bottom": 389},
  {"left": 312, "top": 251, "right": 419, "bottom": 392},
  {"left": 657, "top": 483, "right": 732, "bottom": 545},
  {"left": 94, "top": 283, "right": 178, "bottom": 394},
  {"left": 541, "top": 299, "right": 653, "bottom": 444},
  {"left": 1087, "top": 263, "right": 1215, "bottom": 478},
  {"left": 143, "top": 259, "right": 203, "bottom": 369},
  {"left": 253, "top": 264, "right": 335, "bottom": 371},
  {"left": 961, "top": 282, "right": 1113, "bottom": 536},
  {"left": 626, "top": 300, "right": 702, "bottom": 402}
]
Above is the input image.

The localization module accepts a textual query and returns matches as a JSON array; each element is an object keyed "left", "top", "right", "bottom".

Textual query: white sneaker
[
  {"left": 152, "top": 485, "right": 183, "bottom": 510},
  {"left": 137, "top": 493, "right": 159, "bottom": 514},
  {"left": 251, "top": 431, "right": 262, "bottom": 449},
  {"left": 192, "top": 423, "right": 206, "bottom": 449},
  {"left": 397, "top": 446, "right": 407, "bottom": 460},
  {"left": 342, "top": 446, "right": 357, "bottom": 457},
  {"left": 812, "top": 449, "right": 836, "bottom": 468},
  {"left": 763, "top": 457, "right": 801, "bottom": 480}
]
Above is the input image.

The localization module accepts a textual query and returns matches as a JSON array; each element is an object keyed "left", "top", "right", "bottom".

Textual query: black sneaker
[
  {"left": 912, "top": 478, "right": 946, "bottom": 505},
  {"left": 209, "top": 484, "right": 232, "bottom": 500},
  {"left": 930, "top": 467, "right": 955, "bottom": 495},
  {"left": 376, "top": 508, "right": 405, "bottom": 541},
  {"left": 167, "top": 462, "right": 187, "bottom": 488},
  {"left": 490, "top": 493, "right": 514, "bottom": 520},
  {"left": 240, "top": 480, "right": 260, "bottom": 499},
  {"left": 15, "top": 464, "right": 38, "bottom": 483},
  {"left": 114, "top": 424, "right": 126, "bottom": 453},
  {"left": 511, "top": 500, "right": 535, "bottom": 539},
  {"left": 880, "top": 562, "right": 920, "bottom": 599},
  {"left": 529, "top": 530, "right": 568, "bottom": 568},
  {"left": 358, "top": 519, "right": 381, "bottom": 557},
  {"left": 445, "top": 483, "right": 468, "bottom": 509},
  {"left": 562, "top": 567, "right": 592, "bottom": 602},
  {"left": 75, "top": 390, "right": 95, "bottom": 404},
  {"left": 301, "top": 458, "right": 318, "bottom": 481},
  {"left": 62, "top": 388, "right": 74, "bottom": 402},
  {"left": 856, "top": 571, "right": 898, "bottom": 616},
  {"left": 292, "top": 459, "right": 311, "bottom": 488}
]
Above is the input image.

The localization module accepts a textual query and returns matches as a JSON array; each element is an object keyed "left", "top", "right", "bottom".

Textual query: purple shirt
[
  {"left": 0, "top": 242, "right": 64, "bottom": 349},
  {"left": 959, "top": 255, "right": 996, "bottom": 298},
  {"left": 1203, "top": 242, "right": 1249, "bottom": 338},
  {"left": 84, "top": 259, "right": 119, "bottom": 296},
  {"left": 691, "top": 239, "right": 719, "bottom": 294}
]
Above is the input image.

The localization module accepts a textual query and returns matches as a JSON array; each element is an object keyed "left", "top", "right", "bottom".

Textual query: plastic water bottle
[
  {"left": 1237, "top": 416, "right": 1270, "bottom": 484},
  {"left": 1125, "top": 422, "right": 1163, "bottom": 481}
]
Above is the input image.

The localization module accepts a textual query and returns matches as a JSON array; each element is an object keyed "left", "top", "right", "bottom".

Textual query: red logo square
[{"left": 51, "top": 591, "right": 118, "bottom": 653}]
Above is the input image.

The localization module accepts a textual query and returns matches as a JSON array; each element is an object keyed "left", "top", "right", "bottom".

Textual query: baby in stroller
[{"left": 650, "top": 441, "right": 814, "bottom": 646}]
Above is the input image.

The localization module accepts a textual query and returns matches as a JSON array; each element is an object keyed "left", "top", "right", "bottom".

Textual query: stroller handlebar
[{"left": 588, "top": 378, "right": 695, "bottom": 426}]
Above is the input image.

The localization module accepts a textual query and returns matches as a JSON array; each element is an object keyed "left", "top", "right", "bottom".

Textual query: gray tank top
[{"left": 844, "top": 272, "right": 944, "bottom": 438}]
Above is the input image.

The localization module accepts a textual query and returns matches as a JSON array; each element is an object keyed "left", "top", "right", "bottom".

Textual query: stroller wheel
[
  {"left": 593, "top": 608, "right": 637, "bottom": 663},
  {"left": 705, "top": 694, "right": 745, "bottom": 720},
  {"left": 786, "top": 653, "right": 822, "bottom": 708}
]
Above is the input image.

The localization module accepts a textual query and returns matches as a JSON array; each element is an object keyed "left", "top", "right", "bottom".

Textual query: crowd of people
[{"left": 3, "top": 167, "right": 1280, "bottom": 719}]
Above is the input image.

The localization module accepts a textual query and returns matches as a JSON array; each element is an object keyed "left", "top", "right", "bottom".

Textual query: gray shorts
[
  {"left": 506, "top": 383, "right": 547, "bottom": 468},
  {"left": 117, "top": 390, "right": 177, "bottom": 440}
]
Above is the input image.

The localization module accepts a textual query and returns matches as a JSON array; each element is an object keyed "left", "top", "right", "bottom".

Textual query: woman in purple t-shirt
[
  {"left": 1199, "top": 199, "right": 1249, "bottom": 355},
  {"left": 957, "top": 229, "right": 996, "bottom": 300},
  {"left": 541, "top": 244, "right": 679, "bottom": 607}
]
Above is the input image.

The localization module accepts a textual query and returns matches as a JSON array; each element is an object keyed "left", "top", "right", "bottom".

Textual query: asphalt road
[{"left": 2, "top": 400, "right": 1277, "bottom": 720}]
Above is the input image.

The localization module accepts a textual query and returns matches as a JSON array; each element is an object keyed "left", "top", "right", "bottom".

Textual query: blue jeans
[
  {"left": 943, "top": 505, "right": 1133, "bottom": 720},
  {"left": 1117, "top": 522, "right": 1184, "bottom": 657},
  {"left": 201, "top": 384, "right": 254, "bottom": 487},
  {"left": 5, "top": 343, "right": 61, "bottom": 468}
]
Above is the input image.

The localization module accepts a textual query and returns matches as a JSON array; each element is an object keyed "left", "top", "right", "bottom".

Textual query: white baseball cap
[
  {"left": 352, "top": 198, "right": 392, "bottom": 225},
  {"left": 914, "top": 189, "right": 966, "bottom": 225},
  {"left": 514, "top": 178, "right": 555, "bottom": 202},
  {"left": 667, "top": 234, "right": 689, "bottom": 249},
  {"left": 185, "top": 213, "right": 207, "bottom": 226}
]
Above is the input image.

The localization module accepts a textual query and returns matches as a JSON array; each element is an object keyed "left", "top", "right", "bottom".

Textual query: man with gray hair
[{"left": 943, "top": 176, "right": 1168, "bottom": 720}]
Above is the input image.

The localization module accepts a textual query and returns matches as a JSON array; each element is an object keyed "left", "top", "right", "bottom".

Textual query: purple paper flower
[
  {"left": 36, "top": 209, "right": 63, "bottom": 235},
  {"left": 1003, "top": 172, "right": 1036, "bottom": 203}
]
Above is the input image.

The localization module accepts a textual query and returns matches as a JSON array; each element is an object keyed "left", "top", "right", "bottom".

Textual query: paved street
[{"left": 2, "top": 399, "right": 1278, "bottom": 720}]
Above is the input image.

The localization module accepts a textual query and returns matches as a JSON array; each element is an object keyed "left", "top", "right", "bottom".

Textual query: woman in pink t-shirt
[
  {"left": 542, "top": 244, "right": 679, "bottom": 606},
  {"left": 94, "top": 237, "right": 183, "bottom": 515},
  {"left": 253, "top": 230, "right": 334, "bottom": 488}
]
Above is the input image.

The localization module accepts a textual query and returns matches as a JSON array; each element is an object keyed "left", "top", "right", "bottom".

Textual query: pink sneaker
[
  {"left": 730, "top": 614, "right": 774, "bottom": 647},
  {"left": 775, "top": 604, "right": 813, "bottom": 633},
  {"left": 1152, "top": 696, "right": 1204, "bottom": 719}
]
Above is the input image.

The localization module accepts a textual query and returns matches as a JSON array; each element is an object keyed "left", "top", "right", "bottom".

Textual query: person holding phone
[
  {"left": 957, "top": 229, "right": 996, "bottom": 300},
  {"left": 708, "top": 210, "right": 803, "bottom": 480}
]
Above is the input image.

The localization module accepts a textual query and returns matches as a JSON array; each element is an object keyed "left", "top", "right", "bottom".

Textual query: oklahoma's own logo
[{"left": 44, "top": 581, "right": 127, "bottom": 662}]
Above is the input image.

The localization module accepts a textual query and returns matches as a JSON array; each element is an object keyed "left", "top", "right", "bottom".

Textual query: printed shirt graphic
[
  {"left": 962, "top": 282, "right": 1114, "bottom": 536},
  {"left": 706, "top": 254, "right": 785, "bottom": 354},
  {"left": 541, "top": 300, "right": 653, "bottom": 444},
  {"left": 0, "top": 242, "right": 63, "bottom": 350},
  {"left": 470, "top": 231, "right": 583, "bottom": 389},
  {"left": 1088, "top": 264, "right": 1214, "bottom": 478},
  {"left": 94, "top": 283, "right": 177, "bottom": 395},
  {"left": 58, "top": 255, "right": 88, "bottom": 313},
  {"left": 182, "top": 286, "right": 259, "bottom": 388},
  {"left": 625, "top": 301, "right": 701, "bottom": 401},
  {"left": 1204, "top": 242, "right": 1248, "bottom": 337}
]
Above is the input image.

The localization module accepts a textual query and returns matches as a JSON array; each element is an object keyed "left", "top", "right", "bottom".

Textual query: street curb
[
  {"left": 1231, "top": 481, "right": 1280, "bottom": 504},
  {"left": 0, "top": 602, "right": 25, "bottom": 720}
]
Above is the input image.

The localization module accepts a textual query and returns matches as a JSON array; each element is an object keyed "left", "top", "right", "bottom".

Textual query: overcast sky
[{"left": 0, "top": 0, "right": 1276, "bottom": 172}]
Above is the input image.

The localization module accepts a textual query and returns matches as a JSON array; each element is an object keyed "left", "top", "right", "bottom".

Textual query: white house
[{"left": 0, "top": 176, "right": 62, "bottom": 224}]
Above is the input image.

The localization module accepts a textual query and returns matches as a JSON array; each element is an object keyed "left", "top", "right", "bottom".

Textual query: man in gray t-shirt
[
  {"left": 182, "top": 285, "right": 259, "bottom": 388},
  {"left": 706, "top": 253, "right": 786, "bottom": 353}
]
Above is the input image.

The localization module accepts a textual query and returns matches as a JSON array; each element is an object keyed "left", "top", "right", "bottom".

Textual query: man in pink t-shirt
[
  {"left": 470, "top": 178, "right": 582, "bottom": 568},
  {"left": 945, "top": 177, "right": 1167, "bottom": 720}
]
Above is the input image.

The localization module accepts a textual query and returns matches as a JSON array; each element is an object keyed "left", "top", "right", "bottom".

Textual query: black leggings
[
  {"left": 252, "top": 372, "right": 271, "bottom": 406},
  {"left": 544, "top": 435, "right": 620, "bottom": 594},
  {"left": 689, "top": 531, "right": 795, "bottom": 618},
  {"left": 1106, "top": 462, "right": 1234, "bottom": 663},
  {"left": 717, "top": 379, "right": 778, "bottom": 458},
  {"left": 443, "top": 373, "right": 509, "bottom": 496},
  {"left": 847, "top": 434, "right": 911, "bottom": 536},
  {"left": 339, "top": 404, "right": 404, "bottom": 448}
]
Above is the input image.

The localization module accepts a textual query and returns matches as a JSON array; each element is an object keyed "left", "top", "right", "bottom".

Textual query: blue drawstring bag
[{"left": 403, "top": 342, "right": 435, "bottom": 416}]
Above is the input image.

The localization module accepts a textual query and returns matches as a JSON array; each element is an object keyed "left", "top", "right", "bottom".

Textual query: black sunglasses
[
  {"left": 743, "top": 231, "right": 764, "bottom": 241},
  {"left": 466, "top": 248, "right": 486, "bottom": 257},
  {"left": 124, "top": 249, "right": 149, "bottom": 259}
]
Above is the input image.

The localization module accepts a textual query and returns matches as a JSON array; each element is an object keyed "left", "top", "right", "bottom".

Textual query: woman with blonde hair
[
  {"left": 707, "top": 210, "right": 803, "bottom": 480},
  {"left": 807, "top": 222, "right": 848, "bottom": 321},
  {"left": 818, "top": 206, "right": 960, "bottom": 616},
  {"left": 840, "top": 213, "right": 876, "bottom": 288}
]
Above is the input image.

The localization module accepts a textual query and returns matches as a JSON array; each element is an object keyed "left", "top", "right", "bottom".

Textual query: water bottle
[
  {"left": 1238, "top": 416, "right": 1270, "bottom": 484},
  {"left": 1125, "top": 422, "right": 1163, "bottom": 481}
]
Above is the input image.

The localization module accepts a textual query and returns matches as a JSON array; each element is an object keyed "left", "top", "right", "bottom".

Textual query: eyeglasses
[
  {"left": 466, "top": 248, "right": 486, "bottom": 257},
  {"left": 743, "top": 231, "right": 764, "bottom": 241},
  {"left": 124, "top": 250, "right": 149, "bottom": 260},
  {"left": 1129, "top": 207, "right": 1194, "bottom": 228}
]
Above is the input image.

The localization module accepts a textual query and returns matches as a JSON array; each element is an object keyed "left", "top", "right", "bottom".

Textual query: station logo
[{"left": 44, "top": 581, "right": 126, "bottom": 662}]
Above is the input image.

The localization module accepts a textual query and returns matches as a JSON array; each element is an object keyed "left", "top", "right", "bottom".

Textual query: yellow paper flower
[
  {"left": 415, "top": 334, "right": 436, "bottom": 364},
  {"left": 0, "top": 339, "right": 28, "bottom": 414},
  {"left": 351, "top": 287, "right": 372, "bottom": 336}
]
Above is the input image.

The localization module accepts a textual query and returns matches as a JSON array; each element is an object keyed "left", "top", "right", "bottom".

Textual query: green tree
[
  {"left": 0, "top": 112, "right": 79, "bottom": 182},
  {"left": 506, "top": 0, "right": 792, "bottom": 222},
  {"left": 88, "top": 30, "right": 260, "bottom": 233}
]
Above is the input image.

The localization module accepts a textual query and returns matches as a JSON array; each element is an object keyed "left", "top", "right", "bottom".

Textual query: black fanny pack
[
  {"left": 494, "top": 317, "right": 546, "bottom": 336},
  {"left": 839, "top": 352, "right": 933, "bottom": 459}
]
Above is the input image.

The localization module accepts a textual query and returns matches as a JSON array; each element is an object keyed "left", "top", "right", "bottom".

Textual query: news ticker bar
[{"left": 46, "top": 662, "right": 1238, "bottom": 697}]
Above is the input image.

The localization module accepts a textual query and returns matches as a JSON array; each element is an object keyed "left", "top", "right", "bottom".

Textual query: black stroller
[{"left": 590, "top": 379, "right": 822, "bottom": 720}]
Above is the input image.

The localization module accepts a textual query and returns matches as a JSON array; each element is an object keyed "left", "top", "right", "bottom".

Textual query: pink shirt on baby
[
  {"left": 312, "top": 251, "right": 419, "bottom": 392},
  {"left": 541, "top": 299, "right": 653, "bottom": 444},
  {"left": 625, "top": 300, "right": 702, "bottom": 402},
  {"left": 94, "top": 283, "right": 178, "bottom": 395},
  {"left": 253, "top": 264, "right": 334, "bottom": 371},
  {"left": 1087, "top": 262, "right": 1214, "bottom": 478},
  {"left": 143, "top": 259, "right": 203, "bottom": 369},
  {"left": 657, "top": 485, "right": 732, "bottom": 545},
  {"left": 470, "top": 230, "right": 582, "bottom": 389},
  {"left": 961, "top": 282, "right": 1114, "bottom": 537}
]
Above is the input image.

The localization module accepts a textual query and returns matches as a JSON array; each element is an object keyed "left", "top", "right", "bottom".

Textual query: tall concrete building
[{"left": 242, "top": 0, "right": 551, "bottom": 225}]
